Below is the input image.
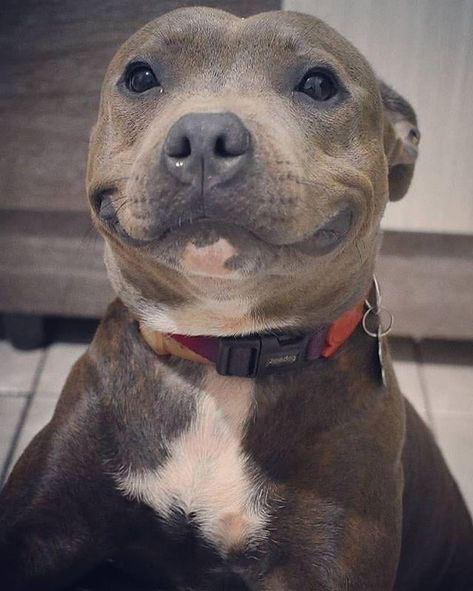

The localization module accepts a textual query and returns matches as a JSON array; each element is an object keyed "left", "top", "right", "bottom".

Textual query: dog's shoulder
[
  {"left": 46, "top": 299, "right": 154, "bottom": 440},
  {"left": 89, "top": 297, "right": 140, "bottom": 358}
]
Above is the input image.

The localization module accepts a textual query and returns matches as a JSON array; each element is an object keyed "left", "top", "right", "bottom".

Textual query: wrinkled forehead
[{"left": 106, "top": 8, "right": 378, "bottom": 92}]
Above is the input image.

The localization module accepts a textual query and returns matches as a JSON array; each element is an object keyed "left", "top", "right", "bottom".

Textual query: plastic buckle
[{"left": 216, "top": 333, "right": 311, "bottom": 377}]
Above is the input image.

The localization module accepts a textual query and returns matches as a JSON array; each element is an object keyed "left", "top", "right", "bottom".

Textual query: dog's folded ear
[{"left": 379, "top": 81, "right": 420, "bottom": 201}]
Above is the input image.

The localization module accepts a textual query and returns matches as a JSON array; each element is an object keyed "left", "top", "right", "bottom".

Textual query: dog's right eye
[{"left": 125, "top": 63, "right": 160, "bottom": 93}]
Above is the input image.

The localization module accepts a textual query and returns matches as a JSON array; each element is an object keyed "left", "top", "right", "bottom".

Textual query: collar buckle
[{"left": 216, "top": 333, "right": 311, "bottom": 377}]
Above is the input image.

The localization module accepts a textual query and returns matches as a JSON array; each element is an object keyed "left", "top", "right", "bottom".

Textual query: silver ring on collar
[
  {"left": 362, "top": 275, "right": 394, "bottom": 338},
  {"left": 362, "top": 305, "right": 394, "bottom": 338}
]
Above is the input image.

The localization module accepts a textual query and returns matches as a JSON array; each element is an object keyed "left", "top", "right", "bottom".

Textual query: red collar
[{"left": 140, "top": 299, "right": 365, "bottom": 378}]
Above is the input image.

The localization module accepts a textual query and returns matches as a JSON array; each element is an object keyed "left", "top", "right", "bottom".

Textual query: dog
[{"left": 1, "top": 7, "right": 472, "bottom": 591}]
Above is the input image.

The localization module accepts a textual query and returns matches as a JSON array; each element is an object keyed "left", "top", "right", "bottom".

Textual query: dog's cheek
[
  {"left": 86, "top": 124, "right": 101, "bottom": 192},
  {"left": 87, "top": 98, "right": 143, "bottom": 191},
  {"left": 328, "top": 123, "right": 389, "bottom": 242},
  {"left": 239, "top": 110, "right": 326, "bottom": 242}
]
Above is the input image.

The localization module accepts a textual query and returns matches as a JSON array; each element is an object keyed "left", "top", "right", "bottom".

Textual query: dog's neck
[{"left": 139, "top": 297, "right": 367, "bottom": 378}]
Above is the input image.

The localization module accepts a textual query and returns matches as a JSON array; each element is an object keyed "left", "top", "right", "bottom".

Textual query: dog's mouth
[{"left": 93, "top": 190, "right": 355, "bottom": 269}]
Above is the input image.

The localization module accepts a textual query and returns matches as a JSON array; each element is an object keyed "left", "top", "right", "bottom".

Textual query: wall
[{"left": 284, "top": 0, "right": 473, "bottom": 235}]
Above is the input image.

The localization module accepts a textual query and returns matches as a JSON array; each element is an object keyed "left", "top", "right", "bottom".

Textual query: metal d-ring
[
  {"left": 362, "top": 275, "right": 394, "bottom": 338},
  {"left": 362, "top": 305, "right": 394, "bottom": 338}
]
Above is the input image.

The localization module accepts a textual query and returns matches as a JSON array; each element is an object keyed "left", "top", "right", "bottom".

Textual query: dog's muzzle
[{"left": 93, "top": 109, "right": 355, "bottom": 258}]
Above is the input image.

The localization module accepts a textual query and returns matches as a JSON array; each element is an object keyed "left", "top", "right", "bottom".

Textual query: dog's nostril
[
  {"left": 214, "top": 130, "right": 250, "bottom": 158},
  {"left": 215, "top": 135, "right": 228, "bottom": 157},
  {"left": 166, "top": 135, "right": 192, "bottom": 159}
]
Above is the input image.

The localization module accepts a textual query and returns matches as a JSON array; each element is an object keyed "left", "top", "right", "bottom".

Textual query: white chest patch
[{"left": 116, "top": 368, "right": 271, "bottom": 554}]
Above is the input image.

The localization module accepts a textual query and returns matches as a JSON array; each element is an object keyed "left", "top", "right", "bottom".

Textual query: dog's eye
[
  {"left": 296, "top": 70, "right": 338, "bottom": 101},
  {"left": 126, "top": 63, "right": 160, "bottom": 93}
]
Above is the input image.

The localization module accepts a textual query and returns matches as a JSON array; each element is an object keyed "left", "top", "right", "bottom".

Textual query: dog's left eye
[
  {"left": 296, "top": 70, "right": 338, "bottom": 101},
  {"left": 126, "top": 63, "right": 160, "bottom": 93}
]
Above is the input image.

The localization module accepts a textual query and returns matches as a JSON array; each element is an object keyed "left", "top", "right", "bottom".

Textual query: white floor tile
[
  {"left": 37, "top": 342, "right": 88, "bottom": 395},
  {"left": 0, "top": 395, "right": 27, "bottom": 474},
  {"left": 0, "top": 341, "right": 43, "bottom": 394}
]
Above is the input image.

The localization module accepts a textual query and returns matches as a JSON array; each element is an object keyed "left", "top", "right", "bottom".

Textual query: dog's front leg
[
  {"left": 257, "top": 514, "right": 402, "bottom": 591},
  {"left": 252, "top": 455, "right": 403, "bottom": 591},
  {"left": 0, "top": 425, "right": 116, "bottom": 591},
  {"left": 0, "top": 362, "right": 126, "bottom": 591}
]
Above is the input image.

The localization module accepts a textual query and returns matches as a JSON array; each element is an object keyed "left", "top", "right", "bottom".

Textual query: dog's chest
[{"left": 116, "top": 368, "right": 270, "bottom": 554}]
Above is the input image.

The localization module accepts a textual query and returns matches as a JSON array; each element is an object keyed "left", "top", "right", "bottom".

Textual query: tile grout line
[
  {"left": 0, "top": 347, "right": 49, "bottom": 486},
  {"left": 412, "top": 340, "right": 437, "bottom": 437}
]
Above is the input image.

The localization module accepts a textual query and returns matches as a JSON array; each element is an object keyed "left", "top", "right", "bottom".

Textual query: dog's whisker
[
  {"left": 114, "top": 201, "right": 129, "bottom": 216},
  {"left": 109, "top": 197, "right": 128, "bottom": 208}
]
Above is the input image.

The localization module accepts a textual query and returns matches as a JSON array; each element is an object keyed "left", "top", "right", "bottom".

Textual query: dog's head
[{"left": 87, "top": 8, "right": 419, "bottom": 335}]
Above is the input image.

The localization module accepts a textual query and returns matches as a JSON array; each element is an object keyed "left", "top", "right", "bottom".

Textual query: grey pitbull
[{"left": 1, "top": 7, "right": 472, "bottom": 591}]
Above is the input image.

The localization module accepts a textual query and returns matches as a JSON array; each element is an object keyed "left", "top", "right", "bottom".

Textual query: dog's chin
[
  {"left": 150, "top": 220, "right": 277, "bottom": 279},
  {"left": 179, "top": 238, "right": 246, "bottom": 278}
]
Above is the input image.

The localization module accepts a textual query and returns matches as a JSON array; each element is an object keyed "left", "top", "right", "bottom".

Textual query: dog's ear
[{"left": 379, "top": 81, "right": 420, "bottom": 201}]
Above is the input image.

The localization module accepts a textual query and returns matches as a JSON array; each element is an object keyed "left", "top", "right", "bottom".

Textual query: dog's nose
[{"left": 162, "top": 112, "right": 251, "bottom": 189}]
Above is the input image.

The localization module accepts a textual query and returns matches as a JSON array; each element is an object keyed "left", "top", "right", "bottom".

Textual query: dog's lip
[
  {"left": 110, "top": 215, "right": 352, "bottom": 254},
  {"left": 93, "top": 191, "right": 354, "bottom": 255},
  {"left": 295, "top": 206, "right": 355, "bottom": 255},
  {"left": 158, "top": 217, "right": 261, "bottom": 243},
  {"left": 150, "top": 207, "right": 355, "bottom": 255}
]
